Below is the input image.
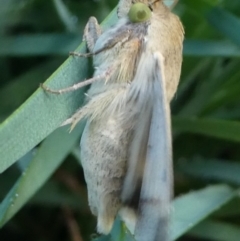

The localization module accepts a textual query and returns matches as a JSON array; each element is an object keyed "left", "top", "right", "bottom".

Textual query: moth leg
[
  {"left": 40, "top": 67, "right": 113, "bottom": 94},
  {"left": 70, "top": 17, "right": 101, "bottom": 58},
  {"left": 83, "top": 17, "right": 101, "bottom": 52}
]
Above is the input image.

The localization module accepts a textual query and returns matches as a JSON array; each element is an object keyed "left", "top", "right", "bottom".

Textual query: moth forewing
[
  {"left": 121, "top": 53, "right": 156, "bottom": 205},
  {"left": 119, "top": 51, "right": 172, "bottom": 241},
  {"left": 134, "top": 53, "right": 172, "bottom": 241}
]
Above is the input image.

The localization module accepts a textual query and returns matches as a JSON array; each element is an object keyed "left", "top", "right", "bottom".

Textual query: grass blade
[{"left": 0, "top": 124, "right": 83, "bottom": 227}]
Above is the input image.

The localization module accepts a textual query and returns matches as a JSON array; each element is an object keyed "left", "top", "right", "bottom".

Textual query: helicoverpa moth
[{"left": 41, "top": 0, "right": 184, "bottom": 240}]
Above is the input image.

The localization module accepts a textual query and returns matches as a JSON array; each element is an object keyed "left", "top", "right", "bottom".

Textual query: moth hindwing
[{"left": 41, "top": 0, "right": 184, "bottom": 240}]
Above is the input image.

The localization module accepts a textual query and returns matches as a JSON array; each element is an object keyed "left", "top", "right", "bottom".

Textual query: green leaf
[
  {"left": 177, "top": 158, "right": 240, "bottom": 185},
  {"left": 173, "top": 117, "right": 240, "bottom": 142},
  {"left": 30, "top": 180, "right": 87, "bottom": 209},
  {"left": 0, "top": 124, "right": 83, "bottom": 227},
  {"left": 0, "top": 8, "right": 118, "bottom": 173},
  {"left": 0, "top": 59, "right": 62, "bottom": 118},
  {"left": 214, "top": 198, "right": 240, "bottom": 218},
  {"left": 184, "top": 40, "right": 240, "bottom": 57},
  {"left": 177, "top": 59, "right": 240, "bottom": 117},
  {"left": 172, "top": 185, "right": 237, "bottom": 240},
  {"left": 189, "top": 220, "right": 240, "bottom": 241},
  {"left": 53, "top": 0, "right": 78, "bottom": 33},
  {"left": 0, "top": 34, "right": 81, "bottom": 56},
  {"left": 182, "top": 0, "right": 220, "bottom": 15},
  {"left": 207, "top": 8, "right": 240, "bottom": 46}
]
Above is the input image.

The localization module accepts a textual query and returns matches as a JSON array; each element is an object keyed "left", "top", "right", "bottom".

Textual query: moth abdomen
[{"left": 80, "top": 114, "right": 133, "bottom": 234}]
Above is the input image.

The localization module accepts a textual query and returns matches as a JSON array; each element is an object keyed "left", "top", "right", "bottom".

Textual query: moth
[{"left": 41, "top": 0, "right": 184, "bottom": 240}]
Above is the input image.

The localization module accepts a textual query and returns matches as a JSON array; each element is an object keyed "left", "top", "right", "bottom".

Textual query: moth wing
[
  {"left": 120, "top": 52, "right": 172, "bottom": 240},
  {"left": 121, "top": 102, "right": 151, "bottom": 205},
  {"left": 120, "top": 83, "right": 153, "bottom": 233},
  {"left": 134, "top": 52, "right": 173, "bottom": 241},
  {"left": 121, "top": 52, "right": 156, "bottom": 205}
]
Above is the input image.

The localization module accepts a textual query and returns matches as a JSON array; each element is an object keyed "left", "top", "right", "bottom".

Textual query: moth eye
[{"left": 128, "top": 3, "right": 151, "bottom": 23}]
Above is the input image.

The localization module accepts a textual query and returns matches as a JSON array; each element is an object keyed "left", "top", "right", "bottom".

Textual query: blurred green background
[{"left": 0, "top": 0, "right": 240, "bottom": 240}]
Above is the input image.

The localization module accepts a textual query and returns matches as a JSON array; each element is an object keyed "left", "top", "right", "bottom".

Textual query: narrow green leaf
[
  {"left": 30, "top": 180, "right": 87, "bottom": 210},
  {"left": 0, "top": 9, "right": 118, "bottom": 173},
  {"left": 172, "top": 185, "right": 236, "bottom": 240},
  {"left": 189, "top": 220, "right": 240, "bottom": 241},
  {"left": 178, "top": 59, "right": 240, "bottom": 116},
  {"left": 184, "top": 40, "right": 240, "bottom": 57},
  {"left": 202, "top": 70, "right": 240, "bottom": 116},
  {"left": 178, "top": 158, "right": 240, "bottom": 185},
  {"left": 182, "top": 0, "right": 220, "bottom": 15},
  {"left": 0, "top": 124, "right": 83, "bottom": 227},
  {"left": 207, "top": 8, "right": 240, "bottom": 46},
  {"left": 214, "top": 198, "right": 240, "bottom": 218},
  {"left": 0, "top": 34, "right": 81, "bottom": 56},
  {"left": 0, "top": 59, "right": 62, "bottom": 118},
  {"left": 175, "top": 58, "right": 211, "bottom": 104},
  {"left": 173, "top": 117, "right": 240, "bottom": 142},
  {"left": 53, "top": 0, "right": 78, "bottom": 32}
]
